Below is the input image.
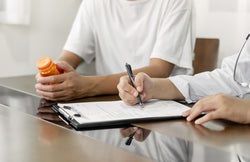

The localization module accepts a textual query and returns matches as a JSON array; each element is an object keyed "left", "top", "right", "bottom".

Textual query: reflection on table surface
[
  {"left": 135, "top": 118, "right": 250, "bottom": 152},
  {"left": 80, "top": 128, "right": 250, "bottom": 162},
  {"left": 37, "top": 99, "right": 250, "bottom": 161},
  {"left": 0, "top": 104, "right": 152, "bottom": 162},
  {"left": 33, "top": 98, "right": 250, "bottom": 162},
  {"left": 1, "top": 76, "right": 250, "bottom": 162}
]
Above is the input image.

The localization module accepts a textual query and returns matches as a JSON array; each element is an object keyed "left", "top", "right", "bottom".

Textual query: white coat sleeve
[{"left": 169, "top": 55, "right": 250, "bottom": 103}]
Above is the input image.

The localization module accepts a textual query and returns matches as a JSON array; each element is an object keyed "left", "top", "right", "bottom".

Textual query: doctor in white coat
[{"left": 117, "top": 34, "right": 250, "bottom": 124}]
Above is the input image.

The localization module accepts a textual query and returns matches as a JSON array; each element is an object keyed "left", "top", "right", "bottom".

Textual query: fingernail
[
  {"left": 136, "top": 130, "right": 141, "bottom": 135},
  {"left": 195, "top": 119, "right": 201, "bottom": 124},
  {"left": 133, "top": 91, "right": 138, "bottom": 97},
  {"left": 187, "top": 116, "right": 191, "bottom": 121}
]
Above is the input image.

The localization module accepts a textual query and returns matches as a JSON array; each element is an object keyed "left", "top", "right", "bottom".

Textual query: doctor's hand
[
  {"left": 35, "top": 61, "right": 94, "bottom": 101},
  {"left": 117, "top": 72, "right": 154, "bottom": 105},
  {"left": 182, "top": 93, "right": 250, "bottom": 124}
]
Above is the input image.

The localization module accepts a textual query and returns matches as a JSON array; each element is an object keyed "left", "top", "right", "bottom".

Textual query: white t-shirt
[
  {"left": 169, "top": 38, "right": 250, "bottom": 103},
  {"left": 64, "top": 0, "right": 195, "bottom": 75}
]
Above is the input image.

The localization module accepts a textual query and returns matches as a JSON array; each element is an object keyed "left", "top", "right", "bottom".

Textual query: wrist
[
  {"left": 80, "top": 74, "right": 125, "bottom": 97},
  {"left": 151, "top": 79, "right": 160, "bottom": 99},
  {"left": 84, "top": 75, "right": 118, "bottom": 97},
  {"left": 77, "top": 76, "right": 98, "bottom": 97},
  {"left": 84, "top": 76, "right": 101, "bottom": 97},
  {"left": 151, "top": 78, "right": 184, "bottom": 100}
]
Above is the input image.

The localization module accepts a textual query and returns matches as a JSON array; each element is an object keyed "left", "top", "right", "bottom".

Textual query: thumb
[
  {"left": 56, "top": 61, "right": 74, "bottom": 73},
  {"left": 134, "top": 73, "right": 146, "bottom": 92}
]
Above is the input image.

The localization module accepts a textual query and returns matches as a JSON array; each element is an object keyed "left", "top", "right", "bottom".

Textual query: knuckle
[
  {"left": 216, "top": 93, "right": 227, "bottom": 105},
  {"left": 137, "top": 72, "right": 144, "bottom": 77},
  {"left": 120, "top": 76, "right": 126, "bottom": 81},
  {"left": 200, "top": 96, "right": 207, "bottom": 102},
  {"left": 68, "top": 74, "right": 73, "bottom": 80},
  {"left": 123, "top": 99, "right": 129, "bottom": 104},
  {"left": 138, "top": 72, "right": 147, "bottom": 79},
  {"left": 50, "top": 77, "right": 56, "bottom": 83},
  {"left": 120, "top": 76, "right": 128, "bottom": 83},
  {"left": 196, "top": 100, "right": 204, "bottom": 109},
  {"left": 50, "top": 93, "right": 56, "bottom": 98},
  {"left": 216, "top": 93, "right": 225, "bottom": 100},
  {"left": 49, "top": 86, "right": 55, "bottom": 91},
  {"left": 206, "top": 113, "right": 214, "bottom": 119},
  {"left": 119, "top": 83, "right": 126, "bottom": 90},
  {"left": 66, "top": 81, "right": 74, "bottom": 89},
  {"left": 119, "top": 91, "right": 125, "bottom": 98}
]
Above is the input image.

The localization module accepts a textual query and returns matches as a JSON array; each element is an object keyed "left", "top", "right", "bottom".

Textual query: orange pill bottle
[{"left": 37, "top": 57, "right": 62, "bottom": 77}]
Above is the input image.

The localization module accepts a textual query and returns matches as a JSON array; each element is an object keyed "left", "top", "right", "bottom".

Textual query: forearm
[
  {"left": 135, "top": 58, "right": 174, "bottom": 78},
  {"left": 152, "top": 78, "right": 185, "bottom": 100},
  {"left": 56, "top": 50, "right": 83, "bottom": 69},
  {"left": 86, "top": 73, "right": 124, "bottom": 96},
  {"left": 87, "top": 61, "right": 174, "bottom": 96}
]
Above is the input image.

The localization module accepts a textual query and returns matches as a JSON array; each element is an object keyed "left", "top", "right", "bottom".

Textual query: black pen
[
  {"left": 125, "top": 132, "right": 136, "bottom": 145},
  {"left": 125, "top": 63, "right": 143, "bottom": 107}
]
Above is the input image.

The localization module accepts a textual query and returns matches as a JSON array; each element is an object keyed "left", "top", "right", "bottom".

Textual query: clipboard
[{"left": 52, "top": 100, "right": 190, "bottom": 131}]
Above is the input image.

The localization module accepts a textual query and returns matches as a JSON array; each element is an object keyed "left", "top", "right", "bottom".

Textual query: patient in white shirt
[{"left": 35, "top": 0, "right": 195, "bottom": 101}]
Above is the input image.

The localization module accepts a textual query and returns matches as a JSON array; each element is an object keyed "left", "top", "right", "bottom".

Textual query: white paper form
[{"left": 57, "top": 100, "right": 190, "bottom": 124}]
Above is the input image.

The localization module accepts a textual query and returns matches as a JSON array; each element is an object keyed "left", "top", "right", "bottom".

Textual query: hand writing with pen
[{"left": 120, "top": 127, "right": 151, "bottom": 145}]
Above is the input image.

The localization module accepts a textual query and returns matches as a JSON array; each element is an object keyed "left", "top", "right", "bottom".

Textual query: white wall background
[
  {"left": 0, "top": 0, "right": 82, "bottom": 77},
  {"left": 0, "top": 1, "right": 247, "bottom": 160},
  {"left": 195, "top": 0, "right": 250, "bottom": 66},
  {"left": 0, "top": 0, "right": 30, "bottom": 24},
  {"left": 0, "top": 0, "right": 250, "bottom": 77}
]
